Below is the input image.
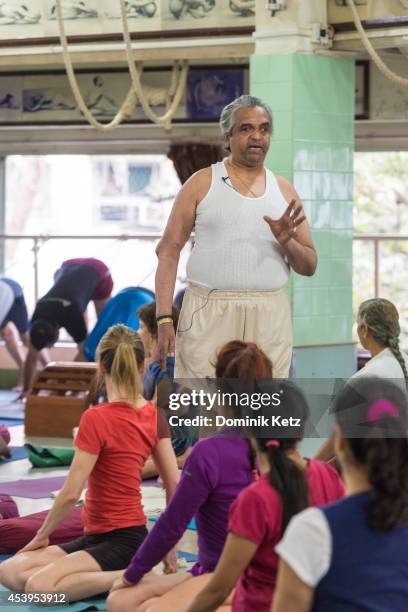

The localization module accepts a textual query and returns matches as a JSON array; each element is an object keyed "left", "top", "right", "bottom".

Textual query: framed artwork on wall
[
  {"left": 186, "top": 67, "right": 245, "bottom": 120},
  {"left": 0, "top": 66, "right": 249, "bottom": 125}
]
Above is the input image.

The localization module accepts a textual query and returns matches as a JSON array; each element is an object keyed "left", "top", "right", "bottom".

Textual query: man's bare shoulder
[
  {"left": 276, "top": 175, "right": 298, "bottom": 199},
  {"left": 183, "top": 166, "right": 212, "bottom": 203}
]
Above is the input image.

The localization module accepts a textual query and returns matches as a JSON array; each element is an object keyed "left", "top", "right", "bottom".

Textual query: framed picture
[
  {"left": 355, "top": 60, "right": 369, "bottom": 120},
  {"left": 0, "top": 66, "right": 249, "bottom": 125},
  {"left": 187, "top": 67, "right": 245, "bottom": 120}
]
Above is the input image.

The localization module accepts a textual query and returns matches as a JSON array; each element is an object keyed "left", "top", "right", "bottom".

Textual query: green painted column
[{"left": 251, "top": 53, "right": 355, "bottom": 378}]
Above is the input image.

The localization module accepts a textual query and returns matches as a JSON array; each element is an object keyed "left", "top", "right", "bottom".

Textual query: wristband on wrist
[
  {"left": 156, "top": 314, "right": 173, "bottom": 322},
  {"left": 157, "top": 317, "right": 174, "bottom": 326}
]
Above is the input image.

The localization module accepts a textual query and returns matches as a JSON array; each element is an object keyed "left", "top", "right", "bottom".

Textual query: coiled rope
[
  {"left": 55, "top": 0, "right": 189, "bottom": 130},
  {"left": 347, "top": 0, "right": 408, "bottom": 87},
  {"left": 119, "top": 0, "right": 189, "bottom": 131}
]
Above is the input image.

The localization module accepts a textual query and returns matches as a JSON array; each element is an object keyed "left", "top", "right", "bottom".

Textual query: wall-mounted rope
[
  {"left": 119, "top": 0, "right": 189, "bottom": 131},
  {"left": 55, "top": 0, "right": 138, "bottom": 131},
  {"left": 347, "top": 0, "right": 408, "bottom": 87}
]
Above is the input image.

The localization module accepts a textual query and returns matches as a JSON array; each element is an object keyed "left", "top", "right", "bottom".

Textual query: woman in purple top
[{"left": 107, "top": 340, "right": 272, "bottom": 612}]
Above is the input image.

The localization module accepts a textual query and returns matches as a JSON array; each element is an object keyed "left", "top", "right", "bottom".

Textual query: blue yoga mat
[
  {"left": 177, "top": 550, "right": 198, "bottom": 562},
  {"left": 149, "top": 516, "right": 197, "bottom": 530},
  {"left": 0, "top": 393, "right": 24, "bottom": 419},
  {"left": 0, "top": 586, "right": 106, "bottom": 611},
  {"left": 0, "top": 418, "right": 23, "bottom": 427},
  {"left": 0, "top": 446, "right": 28, "bottom": 464}
]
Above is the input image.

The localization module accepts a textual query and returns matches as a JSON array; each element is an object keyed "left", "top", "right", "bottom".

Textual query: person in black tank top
[{"left": 23, "top": 258, "right": 113, "bottom": 394}]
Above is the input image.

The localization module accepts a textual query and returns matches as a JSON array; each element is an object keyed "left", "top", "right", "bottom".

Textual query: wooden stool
[{"left": 25, "top": 362, "right": 99, "bottom": 437}]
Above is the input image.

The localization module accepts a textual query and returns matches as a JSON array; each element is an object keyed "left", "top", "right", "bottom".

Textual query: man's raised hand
[{"left": 263, "top": 199, "right": 306, "bottom": 247}]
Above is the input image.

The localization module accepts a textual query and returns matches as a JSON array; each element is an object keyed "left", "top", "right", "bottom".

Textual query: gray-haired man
[{"left": 155, "top": 95, "right": 317, "bottom": 378}]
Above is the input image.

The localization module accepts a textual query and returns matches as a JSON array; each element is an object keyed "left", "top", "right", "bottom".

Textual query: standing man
[
  {"left": 23, "top": 257, "right": 113, "bottom": 393},
  {"left": 155, "top": 95, "right": 317, "bottom": 378}
]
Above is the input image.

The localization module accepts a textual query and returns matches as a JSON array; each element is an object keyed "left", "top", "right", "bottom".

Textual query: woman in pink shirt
[{"left": 186, "top": 381, "right": 346, "bottom": 612}]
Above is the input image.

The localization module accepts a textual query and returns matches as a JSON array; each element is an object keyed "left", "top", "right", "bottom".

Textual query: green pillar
[{"left": 251, "top": 53, "right": 355, "bottom": 378}]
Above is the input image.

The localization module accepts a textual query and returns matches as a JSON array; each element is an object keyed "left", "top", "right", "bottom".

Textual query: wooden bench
[{"left": 25, "top": 362, "right": 99, "bottom": 437}]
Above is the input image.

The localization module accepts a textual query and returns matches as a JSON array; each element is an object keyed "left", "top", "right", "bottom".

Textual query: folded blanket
[{"left": 25, "top": 444, "right": 75, "bottom": 468}]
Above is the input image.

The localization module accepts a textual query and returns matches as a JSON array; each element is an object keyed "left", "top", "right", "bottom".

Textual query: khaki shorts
[{"left": 175, "top": 283, "right": 293, "bottom": 379}]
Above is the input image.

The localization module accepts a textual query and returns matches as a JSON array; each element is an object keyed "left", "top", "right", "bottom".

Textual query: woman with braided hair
[
  {"left": 315, "top": 298, "right": 408, "bottom": 463},
  {"left": 353, "top": 298, "right": 408, "bottom": 389}
]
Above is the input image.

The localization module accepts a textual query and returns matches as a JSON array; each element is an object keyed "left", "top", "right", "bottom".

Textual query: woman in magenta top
[{"left": 187, "top": 381, "right": 345, "bottom": 612}]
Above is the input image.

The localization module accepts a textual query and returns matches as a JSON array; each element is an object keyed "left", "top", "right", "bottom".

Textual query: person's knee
[
  {"left": 0, "top": 560, "right": 25, "bottom": 591},
  {"left": 107, "top": 590, "right": 128, "bottom": 612},
  {"left": 25, "top": 570, "right": 54, "bottom": 594}
]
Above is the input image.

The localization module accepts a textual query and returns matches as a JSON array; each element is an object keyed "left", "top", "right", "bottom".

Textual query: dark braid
[
  {"left": 256, "top": 438, "right": 309, "bottom": 530},
  {"left": 388, "top": 338, "right": 408, "bottom": 387},
  {"left": 358, "top": 298, "right": 408, "bottom": 388},
  {"left": 253, "top": 380, "right": 310, "bottom": 528}
]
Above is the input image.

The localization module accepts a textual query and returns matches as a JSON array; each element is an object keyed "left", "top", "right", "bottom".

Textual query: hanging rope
[
  {"left": 55, "top": 0, "right": 138, "bottom": 131},
  {"left": 346, "top": 0, "right": 408, "bottom": 87},
  {"left": 119, "top": 0, "right": 189, "bottom": 130}
]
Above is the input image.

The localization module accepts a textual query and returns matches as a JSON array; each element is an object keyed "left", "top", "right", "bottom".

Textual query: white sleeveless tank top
[{"left": 186, "top": 160, "right": 290, "bottom": 290}]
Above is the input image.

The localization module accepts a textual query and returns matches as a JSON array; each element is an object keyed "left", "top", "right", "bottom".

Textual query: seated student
[
  {"left": 315, "top": 297, "right": 408, "bottom": 463},
  {"left": 23, "top": 257, "right": 114, "bottom": 393},
  {"left": 0, "top": 324, "right": 179, "bottom": 601},
  {"left": 138, "top": 301, "right": 179, "bottom": 403},
  {"left": 186, "top": 382, "right": 345, "bottom": 612},
  {"left": 0, "top": 277, "right": 45, "bottom": 391},
  {"left": 272, "top": 377, "right": 408, "bottom": 612},
  {"left": 138, "top": 301, "right": 193, "bottom": 478},
  {"left": 352, "top": 298, "right": 408, "bottom": 388},
  {"left": 107, "top": 340, "right": 270, "bottom": 612}
]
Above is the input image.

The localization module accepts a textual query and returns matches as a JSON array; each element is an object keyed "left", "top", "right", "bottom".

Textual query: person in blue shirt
[
  {"left": 82, "top": 287, "right": 154, "bottom": 361},
  {"left": 273, "top": 376, "right": 408, "bottom": 612}
]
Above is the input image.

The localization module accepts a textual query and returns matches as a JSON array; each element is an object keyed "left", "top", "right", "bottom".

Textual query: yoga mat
[
  {"left": 0, "top": 391, "right": 18, "bottom": 403},
  {"left": 0, "top": 586, "right": 106, "bottom": 611},
  {"left": 0, "top": 405, "right": 24, "bottom": 420},
  {"left": 149, "top": 516, "right": 197, "bottom": 530},
  {"left": 0, "top": 446, "right": 28, "bottom": 464},
  {"left": 0, "top": 418, "right": 23, "bottom": 427},
  {"left": 0, "top": 553, "right": 11, "bottom": 562},
  {"left": 177, "top": 551, "right": 198, "bottom": 563},
  {"left": 0, "top": 476, "right": 67, "bottom": 498},
  {"left": 142, "top": 477, "right": 161, "bottom": 487}
]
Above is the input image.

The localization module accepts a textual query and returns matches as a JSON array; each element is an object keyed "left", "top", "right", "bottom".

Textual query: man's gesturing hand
[
  {"left": 263, "top": 199, "right": 306, "bottom": 247},
  {"left": 154, "top": 322, "right": 176, "bottom": 370}
]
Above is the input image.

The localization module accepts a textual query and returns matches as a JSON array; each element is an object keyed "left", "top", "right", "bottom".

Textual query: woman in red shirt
[{"left": 0, "top": 324, "right": 179, "bottom": 601}]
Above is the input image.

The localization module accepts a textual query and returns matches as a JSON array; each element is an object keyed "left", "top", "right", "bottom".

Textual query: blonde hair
[
  {"left": 96, "top": 324, "right": 145, "bottom": 405},
  {"left": 358, "top": 298, "right": 408, "bottom": 387}
]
